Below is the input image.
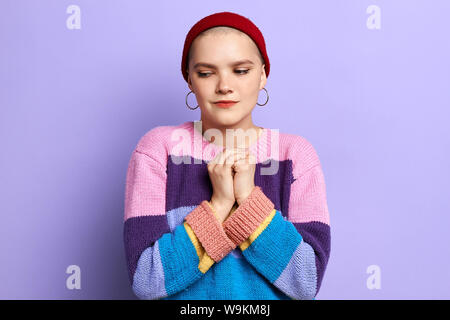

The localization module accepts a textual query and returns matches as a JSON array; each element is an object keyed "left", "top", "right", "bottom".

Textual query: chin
[
  {"left": 213, "top": 114, "right": 243, "bottom": 127},
  {"left": 204, "top": 106, "right": 248, "bottom": 128}
]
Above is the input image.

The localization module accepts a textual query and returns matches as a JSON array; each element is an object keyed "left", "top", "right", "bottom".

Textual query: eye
[
  {"left": 197, "top": 72, "right": 211, "bottom": 78},
  {"left": 235, "top": 69, "right": 250, "bottom": 75},
  {"left": 197, "top": 69, "right": 250, "bottom": 78}
]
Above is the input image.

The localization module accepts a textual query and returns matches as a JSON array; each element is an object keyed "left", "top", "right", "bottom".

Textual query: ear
[
  {"left": 187, "top": 70, "right": 194, "bottom": 91},
  {"left": 259, "top": 64, "right": 267, "bottom": 90}
]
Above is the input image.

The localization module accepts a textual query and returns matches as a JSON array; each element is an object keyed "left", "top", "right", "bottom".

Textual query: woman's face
[{"left": 187, "top": 30, "right": 267, "bottom": 128}]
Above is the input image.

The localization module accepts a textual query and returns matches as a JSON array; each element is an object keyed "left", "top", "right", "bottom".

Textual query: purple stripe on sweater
[
  {"left": 274, "top": 239, "right": 317, "bottom": 300},
  {"left": 166, "top": 155, "right": 293, "bottom": 218},
  {"left": 123, "top": 214, "right": 170, "bottom": 283},
  {"left": 292, "top": 221, "right": 330, "bottom": 294},
  {"left": 132, "top": 241, "right": 167, "bottom": 299}
]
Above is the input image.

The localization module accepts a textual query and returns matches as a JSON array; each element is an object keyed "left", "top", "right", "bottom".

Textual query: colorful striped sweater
[{"left": 123, "top": 120, "right": 331, "bottom": 300}]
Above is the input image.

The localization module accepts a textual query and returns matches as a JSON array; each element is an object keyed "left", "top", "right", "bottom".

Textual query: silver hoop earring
[
  {"left": 257, "top": 87, "right": 269, "bottom": 106},
  {"left": 186, "top": 90, "right": 199, "bottom": 110}
]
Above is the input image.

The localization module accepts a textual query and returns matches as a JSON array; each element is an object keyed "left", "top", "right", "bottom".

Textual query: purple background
[{"left": 1, "top": 1, "right": 449, "bottom": 299}]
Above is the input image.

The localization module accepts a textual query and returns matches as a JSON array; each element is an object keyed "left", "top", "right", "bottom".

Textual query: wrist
[
  {"left": 222, "top": 186, "right": 275, "bottom": 247},
  {"left": 236, "top": 187, "right": 256, "bottom": 206},
  {"left": 209, "top": 199, "right": 234, "bottom": 221}
]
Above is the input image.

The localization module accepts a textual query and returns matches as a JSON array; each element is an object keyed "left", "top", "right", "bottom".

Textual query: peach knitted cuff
[
  {"left": 184, "top": 200, "right": 237, "bottom": 262},
  {"left": 222, "top": 186, "right": 275, "bottom": 246}
]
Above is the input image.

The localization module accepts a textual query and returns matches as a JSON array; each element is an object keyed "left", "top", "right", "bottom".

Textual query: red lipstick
[{"left": 214, "top": 100, "right": 238, "bottom": 108}]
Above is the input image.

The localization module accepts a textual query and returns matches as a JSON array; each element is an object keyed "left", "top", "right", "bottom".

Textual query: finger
[
  {"left": 234, "top": 147, "right": 250, "bottom": 158},
  {"left": 234, "top": 157, "right": 249, "bottom": 166},
  {"left": 224, "top": 148, "right": 247, "bottom": 166},
  {"left": 215, "top": 148, "right": 238, "bottom": 165},
  {"left": 210, "top": 147, "right": 230, "bottom": 165},
  {"left": 234, "top": 152, "right": 256, "bottom": 166},
  {"left": 247, "top": 152, "right": 256, "bottom": 164}
]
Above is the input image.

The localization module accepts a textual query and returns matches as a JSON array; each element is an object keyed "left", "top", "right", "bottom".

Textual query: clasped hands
[{"left": 207, "top": 148, "right": 257, "bottom": 223}]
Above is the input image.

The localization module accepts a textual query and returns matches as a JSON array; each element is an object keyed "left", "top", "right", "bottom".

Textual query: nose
[{"left": 216, "top": 72, "right": 233, "bottom": 94}]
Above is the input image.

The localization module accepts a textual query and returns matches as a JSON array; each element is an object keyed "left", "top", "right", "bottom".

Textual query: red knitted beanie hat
[{"left": 181, "top": 11, "right": 270, "bottom": 83}]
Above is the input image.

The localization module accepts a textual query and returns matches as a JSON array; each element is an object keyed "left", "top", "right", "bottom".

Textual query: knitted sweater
[{"left": 123, "top": 120, "right": 331, "bottom": 300}]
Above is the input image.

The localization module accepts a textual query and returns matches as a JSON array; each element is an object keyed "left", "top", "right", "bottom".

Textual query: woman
[{"left": 123, "top": 11, "right": 331, "bottom": 300}]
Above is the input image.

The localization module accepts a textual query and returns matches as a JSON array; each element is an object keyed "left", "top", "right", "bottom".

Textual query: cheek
[
  {"left": 195, "top": 83, "right": 216, "bottom": 99},
  {"left": 209, "top": 81, "right": 221, "bottom": 93},
  {"left": 244, "top": 72, "right": 261, "bottom": 89},
  {"left": 238, "top": 80, "right": 260, "bottom": 99}
]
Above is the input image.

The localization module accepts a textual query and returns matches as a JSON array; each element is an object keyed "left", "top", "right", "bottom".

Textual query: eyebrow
[{"left": 193, "top": 59, "right": 254, "bottom": 69}]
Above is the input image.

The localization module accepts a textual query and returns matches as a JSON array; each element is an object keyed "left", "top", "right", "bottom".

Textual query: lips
[{"left": 214, "top": 101, "right": 238, "bottom": 108}]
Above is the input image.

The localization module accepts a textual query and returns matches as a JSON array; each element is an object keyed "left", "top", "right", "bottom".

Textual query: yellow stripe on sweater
[
  {"left": 184, "top": 222, "right": 214, "bottom": 273},
  {"left": 239, "top": 209, "right": 277, "bottom": 252}
]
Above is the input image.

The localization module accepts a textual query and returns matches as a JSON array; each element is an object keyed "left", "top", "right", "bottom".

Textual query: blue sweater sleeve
[
  {"left": 222, "top": 171, "right": 330, "bottom": 300},
  {"left": 127, "top": 218, "right": 215, "bottom": 299},
  {"left": 237, "top": 208, "right": 319, "bottom": 300},
  {"left": 124, "top": 150, "right": 218, "bottom": 299}
]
